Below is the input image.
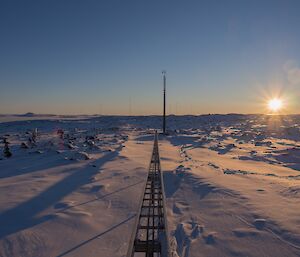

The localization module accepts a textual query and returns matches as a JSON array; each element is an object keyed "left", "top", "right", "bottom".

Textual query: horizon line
[{"left": 1, "top": 112, "right": 299, "bottom": 117}]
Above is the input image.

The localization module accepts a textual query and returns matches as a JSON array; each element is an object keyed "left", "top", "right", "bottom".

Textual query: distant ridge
[
  {"left": 17, "top": 112, "right": 35, "bottom": 117},
  {"left": 16, "top": 113, "right": 58, "bottom": 117}
]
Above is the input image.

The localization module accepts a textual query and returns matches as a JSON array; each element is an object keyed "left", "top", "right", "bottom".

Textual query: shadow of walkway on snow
[
  {"left": 0, "top": 147, "right": 122, "bottom": 239},
  {"left": 56, "top": 180, "right": 144, "bottom": 214},
  {"left": 55, "top": 214, "right": 136, "bottom": 257}
]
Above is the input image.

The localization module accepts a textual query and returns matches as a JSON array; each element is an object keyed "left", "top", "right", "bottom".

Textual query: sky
[{"left": 1, "top": 0, "right": 300, "bottom": 115}]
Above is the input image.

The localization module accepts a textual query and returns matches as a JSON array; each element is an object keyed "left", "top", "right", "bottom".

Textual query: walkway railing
[{"left": 127, "top": 132, "right": 169, "bottom": 257}]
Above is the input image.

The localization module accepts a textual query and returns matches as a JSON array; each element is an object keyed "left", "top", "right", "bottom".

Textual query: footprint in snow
[
  {"left": 90, "top": 185, "right": 104, "bottom": 192},
  {"left": 172, "top": 203, "right": 182, "bottom": 215},
  {"left": 54, "top": 202, "right": 73, "bottom": 209},
  {"left": 171, "top": 221, "right": 203, "bottom": 257},
  {"left": 254, "top": 218, "right": 266, "bottom": 230},
  {"left": 204, "top": 232, "right": 218, "bottom": 244}
]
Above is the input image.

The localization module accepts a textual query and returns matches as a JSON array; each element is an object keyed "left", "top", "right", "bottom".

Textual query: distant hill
[
  {"left": 17, "top": 112, "right": 35, "bottom": 117},
  {"left": 16, "top": 113, "right": 57, "bottom": 117}
]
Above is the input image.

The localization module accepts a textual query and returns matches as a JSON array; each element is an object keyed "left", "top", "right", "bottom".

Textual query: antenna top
[{"left": 162, "top": 70, "right": 166, "bottom": 75}]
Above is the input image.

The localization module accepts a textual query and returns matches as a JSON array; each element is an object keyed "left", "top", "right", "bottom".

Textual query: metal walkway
[{"left": 127, "top": 132, "right": 169, "bottom": 257}]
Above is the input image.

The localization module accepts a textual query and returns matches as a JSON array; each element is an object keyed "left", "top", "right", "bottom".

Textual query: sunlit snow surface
[{"left": 0, "top": 114, "right": 300, "bottom": 257}]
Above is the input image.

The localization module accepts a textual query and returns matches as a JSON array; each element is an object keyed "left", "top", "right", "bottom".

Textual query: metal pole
[{"left": 162, "top": 71, "right": 166, "bottom": 134}]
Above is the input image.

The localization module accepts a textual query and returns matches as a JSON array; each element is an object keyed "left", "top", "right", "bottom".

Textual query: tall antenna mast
[{"left": 162, "top": 70, "right": 166, "bottom": 134}]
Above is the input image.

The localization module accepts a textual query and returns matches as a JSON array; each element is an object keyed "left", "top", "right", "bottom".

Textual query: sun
[{"left": 268, "top": 98, "right": 283, "bottom": 112}]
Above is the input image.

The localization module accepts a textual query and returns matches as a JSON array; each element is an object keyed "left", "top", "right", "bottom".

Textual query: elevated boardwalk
[{"left": 127, "top": 132, "right": 169, "bottom": 257}]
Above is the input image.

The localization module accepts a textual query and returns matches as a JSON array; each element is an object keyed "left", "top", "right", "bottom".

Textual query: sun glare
[{"left": 268, "top": 98, "right": 283, "bottom": 112}]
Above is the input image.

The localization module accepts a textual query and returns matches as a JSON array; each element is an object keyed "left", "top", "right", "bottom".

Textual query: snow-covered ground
[{"left": 0, "top": 114, "right": 300, "bottom": 257}]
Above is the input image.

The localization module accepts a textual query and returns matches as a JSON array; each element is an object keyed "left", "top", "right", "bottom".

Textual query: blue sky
[{"left": 1, "top": 0, "right": 300, "bottom": 114}]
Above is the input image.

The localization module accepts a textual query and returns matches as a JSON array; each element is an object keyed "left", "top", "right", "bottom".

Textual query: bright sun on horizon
[{"left": 268, "top": 98, "right": 283, "bottom": 112}]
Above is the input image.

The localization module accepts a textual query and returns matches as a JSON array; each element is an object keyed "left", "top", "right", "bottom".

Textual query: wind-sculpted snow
[{"left": 1, "top": 114, "right": 300, "bottom": 256}]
